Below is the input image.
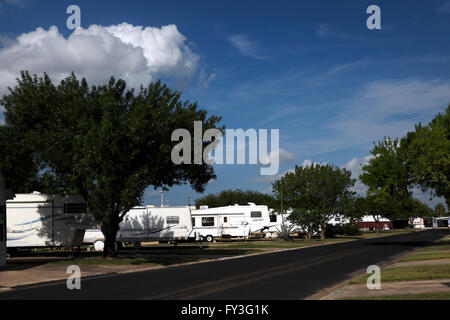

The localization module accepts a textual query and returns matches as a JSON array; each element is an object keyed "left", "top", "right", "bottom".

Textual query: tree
[
  {"left": 434, "top": 203, "right": 447, "bottom": 217},
  {"left": 406, "top": 198, "right": 433, "bottom": 227},
  {"left": 0, "top": 71, "right": 223, "bottom": 257},
  {"left": 360, "top": 137, "right": 412, "bottom": 220},
  {"left": 401, "top": 105, "right": 450, "bottom": 207},
  {"left": 195, "top": 189, "right": 276, "bottom": 208},
  {"left": 357, "top": 193, "right": 395, "bottom": 232},
  {"left": 272, "top": 164, "right": 355, "bottom": 239}
]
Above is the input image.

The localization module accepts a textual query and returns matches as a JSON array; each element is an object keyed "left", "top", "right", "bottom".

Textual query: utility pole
[{"left": 160, "top": 190, "right": 164, "bottom": 207}]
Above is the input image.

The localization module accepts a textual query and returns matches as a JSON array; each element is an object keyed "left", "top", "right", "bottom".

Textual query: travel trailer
[
  {"left": 190, "top": 203, "right": 272, "bottom": 242},
  {"left": 84, "top": 205, "right": 193, "bottom": 251},
  {"left": 6, "top": 192, "right": 90, "bottom": 249}
]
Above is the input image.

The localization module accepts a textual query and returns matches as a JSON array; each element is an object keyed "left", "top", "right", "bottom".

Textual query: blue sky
[{"left": 1, "top": 0, "right": 449, "bottom": 207}]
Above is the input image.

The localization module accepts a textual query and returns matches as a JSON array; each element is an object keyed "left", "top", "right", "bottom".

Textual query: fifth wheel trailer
[
  {"left": 6, "top": 192, "right": 90, "bottom": 249},
  {"left": 190, "top": 203, "right": 272, "bottom": 242},
  {"left": 84, "top": 205, "right": 193, "bottom": 251}
]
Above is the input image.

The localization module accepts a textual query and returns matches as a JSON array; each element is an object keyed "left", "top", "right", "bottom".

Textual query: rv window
[
  {"left": 251, "top": 211, "right": 262, "bottom": 218},
  {"left": 223, "top": 217, "right": 228, "bottom": 223},
  {"left": 64, "top": 203, "right": 86, "bottom": 214},
  {"left": 269, "top": 215, "right": 277, "bottom": 222},
  {"left": 191, "top": 217, "right": 195, "bottom": 227},
  {"left": 335, "top": 216, "right": 341, "bottom": 222},
  {"left": 202, "top": 217, "right": 215, "bottom": 227},
  {"left": 166, "top": 216, "right": 180, "bottom": 224}
]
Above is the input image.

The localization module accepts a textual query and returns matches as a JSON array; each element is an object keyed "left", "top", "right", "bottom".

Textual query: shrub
[
  {"left": 324, "top": 224, "right": 342, "bottom": 238},
  {"left": 341, "top": 222, "right": 361, "bottom": 236}
]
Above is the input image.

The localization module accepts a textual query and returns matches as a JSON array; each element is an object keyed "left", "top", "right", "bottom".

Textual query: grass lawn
[
  {"left": 418, "top": 238, "right": 450, "bottom": 252},
  {"left": 345, "top": 292, "right": 450, "bottom": 300},
  {"left": 351, "top": 264, "right": 450, "bottom": 284},
  {"left": 397, "top": 251, "right": 450, "bottom": 262}
]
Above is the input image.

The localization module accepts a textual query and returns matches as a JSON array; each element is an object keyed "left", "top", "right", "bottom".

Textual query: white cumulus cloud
[{"left": 0, "top": 23, "right": 204, "bottom": 97}]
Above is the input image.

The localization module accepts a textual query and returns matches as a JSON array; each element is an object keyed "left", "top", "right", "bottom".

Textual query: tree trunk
[
  {"left": 320, "top": 225, "right": 325, "bottom": 240},
  {"left": 101, "top": 220, "right": 120, "bottom": 258}
]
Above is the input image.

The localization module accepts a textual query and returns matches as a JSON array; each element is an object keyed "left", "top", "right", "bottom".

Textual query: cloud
[
  {"left": 437, "top": 1, "right": 450, "bottom": 14},
  {"left": 227, "top": 34, "right": 267, "bottom": 60},
  {"left": 328, "top": 78, "right": 450, "bottom": 147},
  {"left": 0, "top": 23, "right": 205, "bottom": 96},
  {"left": 342, "top": 156, "right": 372, "bottom": 195},
  {"left": 4, "top": 0, "right": 25, "bottom": 7},
  {"left": 316, "top": 24, "right": 366, "bottom": 41},
  {"left": 262, "top": 148, "right": 295, "bottom": 165},
  {"left": 0, "top": 34, "right": 15, "bottom": 47}
]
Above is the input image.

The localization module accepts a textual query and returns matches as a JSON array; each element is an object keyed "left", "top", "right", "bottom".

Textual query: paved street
[{"left": 0, "top": 230, "right": 448, "bottom": 300}]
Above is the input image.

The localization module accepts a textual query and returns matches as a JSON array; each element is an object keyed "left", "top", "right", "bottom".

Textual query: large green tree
[
  {"left": 434, "top": 203, "right": 447, "bottom": 217},
  {"left": 195, "top": 189, "right": 276, "bottom": 208},
  {"left": 401, "top": 105, "right": 450, "bottom": 207},
  {"left": 272, "top": 164, "right": 355, "bottom": 239},
  {"left": 360, "top": 137, "right": 412, "bottom": 220},
  {"left": 0, "top": 71, "right": 222, "bottom": 257}
]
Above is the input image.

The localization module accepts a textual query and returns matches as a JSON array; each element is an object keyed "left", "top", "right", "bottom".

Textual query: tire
[
  {"left": 205, "top": 235, "right": 214, "bottom": 242},
  {"left": 93, "top": 239, "right": 105, "bottom": 252}
]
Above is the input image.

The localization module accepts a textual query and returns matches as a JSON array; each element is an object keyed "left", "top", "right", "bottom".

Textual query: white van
[
  {"left": 6, "top": 192, "right": 90, "bottom": 248},
  {"left": 190, "top": 203, "right": 272, "bottom": 242},
  {"left": 84, "top": 205, "right": 193, "bottom": 251}
]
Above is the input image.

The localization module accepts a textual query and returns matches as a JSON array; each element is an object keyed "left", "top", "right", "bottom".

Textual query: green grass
[
  {"left": 419, "top": 239, "right": 450, "bottom": 252},
  {"left": 397, "top": 251, "right": 450, "bottom": 262},
  {"left": 345, "top": 292, "right": 450, "bottom": 300},
  {"left": 51, "top": 256, "right": 207, "bottom": 266},
  {"left": 351, "top": 264, "right": 450, "bottom": 284}
]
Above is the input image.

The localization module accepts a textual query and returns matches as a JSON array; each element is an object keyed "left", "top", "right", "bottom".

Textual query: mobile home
[
  {"left": 6, "top": 192, "right": 90, "bottom": 248},
  {"left": 190, "top": 203, "right": 272, "bottom": 242},
  {"left": 84, "top": 205, "right": 193, "bottom": 251}
]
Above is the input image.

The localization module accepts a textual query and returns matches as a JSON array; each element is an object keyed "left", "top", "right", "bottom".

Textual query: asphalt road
[{"left": 1, "top": 230, "right": 448, "bottom": 300}]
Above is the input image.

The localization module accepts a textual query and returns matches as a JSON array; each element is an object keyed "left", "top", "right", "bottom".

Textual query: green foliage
[
  {"left": 324, "top": 224, "right": 341, "bottom": 238},
  {"left": 272, "top": 163, "right": 356, "bottom": 239},
  {"left": 276, "top": 221, "right": 294, "bottom": 241},
  {"left": 0, "top": 71, "right": 222, "bottom": 256},
  {"left": 341, "top": 222, "right": 361, "bottom": 236},
  {"left": 360, "top": 137, "right": 412, "bottom": 220},
  {"left": 434, "top": 203, "right": 447, "bottom": 217},
  {"left": 407, "top": 198, "right": 433, "bottom": 219},
  {"left": 401, "top": 105, "right": 450, "bottom": 207},
  {"left": 195, "top": 189, "right": 276, "bottom": 208}
]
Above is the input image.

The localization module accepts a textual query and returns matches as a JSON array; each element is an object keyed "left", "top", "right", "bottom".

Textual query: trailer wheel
[
  {"left": 205, "top": 235, "right": 214, "bottom": 242},
  {"left": 93, "top": 239, "right": 105, "bottom": 252},
  {"left": 264, "top": 232, "right": 272, "bottom": 238}
]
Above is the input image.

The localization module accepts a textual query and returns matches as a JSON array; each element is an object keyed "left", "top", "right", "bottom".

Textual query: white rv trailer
[
  {"left": 190, "top": 203, "right": 272, "bottom": 242},
  {"left": 6, "top": 192, "right": 90, "bottom": 248},
  {"left": 84, "top": 205, "right": 193, "bottom": 251}
]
